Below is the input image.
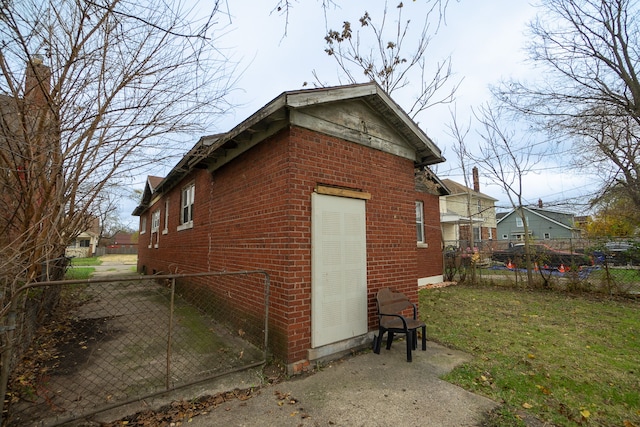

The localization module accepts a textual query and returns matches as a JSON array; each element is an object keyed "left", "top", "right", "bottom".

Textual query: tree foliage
[
  {"left": 494, "top": 0, "right": 640, "bottom": 211},
  {"left": 584, "top": 194, "right": 639, "bottom": 237}
]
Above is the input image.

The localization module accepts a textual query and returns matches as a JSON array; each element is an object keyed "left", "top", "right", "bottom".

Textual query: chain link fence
[
  {"left": 442, "top": 238, "right": 640, "bottom": 294},
  {"left": 2, "top": 271, "right": 269, "bottom": 426}
]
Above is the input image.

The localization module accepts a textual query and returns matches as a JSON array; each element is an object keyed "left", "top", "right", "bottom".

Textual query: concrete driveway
[
  {"left": 93, "top": 340, "right": 497, "bottom": 427},
  {"left": 83, "top": 258, "right": 497, "bottom": 426},
  {"left": 185, "top": 341, "right": 498, "bottom": 427}
]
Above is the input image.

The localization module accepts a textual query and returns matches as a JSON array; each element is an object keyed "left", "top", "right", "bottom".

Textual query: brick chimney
[
  {"left": 25, "top": 55, "right": 51, "bottom": 109},
  {"left": 472, "top": 166, "right": 479, "bottom": 192}
]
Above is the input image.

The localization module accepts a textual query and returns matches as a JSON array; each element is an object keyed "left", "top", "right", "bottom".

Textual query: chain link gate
[{"left": 2, "top": 271, "right": 270, "bottom": 426}]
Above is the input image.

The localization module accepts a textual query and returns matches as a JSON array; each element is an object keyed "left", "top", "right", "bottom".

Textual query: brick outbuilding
[{"left": 133, "top": 83, "right": 446, "bottom": 373}]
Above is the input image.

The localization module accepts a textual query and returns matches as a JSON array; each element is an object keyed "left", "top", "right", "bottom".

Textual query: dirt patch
[
  {"left": 98, "top": 254, "right": 137, "bottom": 264},
  {"left": 423, "top": 281, "right": 457, "bottom": 289},
  {"left": 101, "top": 387, "right": 258, "bottom": 427},
  {"left": 5, "top": 278, "right": 265, "bottom": 426},
  {"left": 46, "top": 317, "right": 121, "bottom": 376}
]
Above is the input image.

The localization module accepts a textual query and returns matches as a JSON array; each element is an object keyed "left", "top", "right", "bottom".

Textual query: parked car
[
  {"left": 603, "top": 241, "right": 640, "bottom": 266},
  {"left": 492, "top": 243, "right": 591, "bottom": 269}
]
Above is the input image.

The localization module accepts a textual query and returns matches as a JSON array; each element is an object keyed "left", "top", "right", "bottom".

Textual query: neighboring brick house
[
  {"left": 1, "top": 58, "right": 57, "bottom": 252},
  {"left": 440, "top": 167, "right": 498, "bottom": 249},
  {"left": 107, "top": 231, "right": 138, "bottom": 249},
  {"left": 93, "top": 231, "right": 139, "bottom": 256},
  {"left": 133, "top": 83, "right": 445, "bottom": 372}
]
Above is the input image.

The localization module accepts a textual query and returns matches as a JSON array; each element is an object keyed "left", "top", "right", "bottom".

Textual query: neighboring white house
[
  {"left": 440, "top": 167, "right": 498, "bottom": 248},
  {"left": 66, "top": 217, "right": 100, "bottom": 258},
  {"left": 66, "top": 230, "right": 99, "bottom": 258}
]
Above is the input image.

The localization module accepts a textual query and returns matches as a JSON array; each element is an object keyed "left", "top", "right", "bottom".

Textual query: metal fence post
[
  {"left": 263, "top": 272, "right": 270, "bottom": 355},
  {"left": 166, "top": 278, "right": 176, "bottom": 390},
  {"left": 0, "top": 298, "right": 18, "bottom": 425}
]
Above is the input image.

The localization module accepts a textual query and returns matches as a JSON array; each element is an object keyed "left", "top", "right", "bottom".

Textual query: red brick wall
[
  {"left": 138, "top": 125, "right": 423, "bottom": 364},
  {"left": 416, "top": 191, "right": 443, "bottom": 280}
]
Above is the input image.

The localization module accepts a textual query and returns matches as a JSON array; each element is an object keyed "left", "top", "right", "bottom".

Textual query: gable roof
[
  {"left": 440, "top": 178, "right": 498, "bottom": 202},
  {"left": 133, "top": 176, "right": 165, "bottom": 216},
  {"left": 134, "top": 82, "right": 444, "bottom": 215},
  {"left": 496, "top": 206, "right": 577, "bottom": 230},
  {"left": 496, "top": 212, "right": 508, "bottom": 221}
]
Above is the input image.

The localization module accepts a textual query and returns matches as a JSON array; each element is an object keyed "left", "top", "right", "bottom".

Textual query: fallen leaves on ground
[{"left": 102, "top": 388, "right": 258, "bottom": 427}]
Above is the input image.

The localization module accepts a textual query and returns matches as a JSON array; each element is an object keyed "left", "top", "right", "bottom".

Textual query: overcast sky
[{"left": 124, "top": 0, "right": 596, "bottom": 222}]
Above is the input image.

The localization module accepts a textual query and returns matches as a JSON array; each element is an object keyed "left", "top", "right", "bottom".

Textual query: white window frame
[
  {"left": 151, "top": 210, "right": 160, "bottom": 233},
  {"left": 140, "top": 216, "right": 147, "bottom": 234},
  {"left": 515, "top": 216, "right": 528, "bottom": 227},
  {"left": 149, "top": 210, "right": 160, "bottom": 248},
  {"left": 502, "top": 234, "right": 508, "bottom": 240},
  {"left": 416, "top": 201, "right": 426, "bottom": 245},
  {"left": 178, "top": 183, "right": 195, "bottom": 231},
  {"left": 163, "top": 199, "right": 169, "bottom": 234},
  {"left": 544, "top": 232, "right": 551, "bottom": 239}
]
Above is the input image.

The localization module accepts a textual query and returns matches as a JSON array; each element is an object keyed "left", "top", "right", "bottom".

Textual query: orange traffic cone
[
  {"left": 507, "top": 261, "right": 514, "bottom": 270},
  {"left": 558, "top": 264, "right": 566, "bottom": 273}
]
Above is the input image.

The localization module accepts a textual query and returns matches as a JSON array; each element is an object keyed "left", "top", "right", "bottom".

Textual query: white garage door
[{"left": 311, "top": 193, "right": 367, "bottom": 348}]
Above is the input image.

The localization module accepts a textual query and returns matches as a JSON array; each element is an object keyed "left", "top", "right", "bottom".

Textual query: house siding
[
  {"left": 497, "top": 209, "right": 578, "bottom": 241},
  {"left": 137, "top": 125, "right": 422, "bottom": 365}
]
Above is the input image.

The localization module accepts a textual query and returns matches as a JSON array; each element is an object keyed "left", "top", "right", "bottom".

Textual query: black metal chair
[{"left": 373, "top": 287, "right": 426, "bottom": 362}]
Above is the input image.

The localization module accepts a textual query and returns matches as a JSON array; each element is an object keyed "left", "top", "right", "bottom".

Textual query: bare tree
[
  {"left": 92, "top": 190, "right": 134, "bottom": 246},
  {"left": 318, "top": 1, "right": 459, "bottom": 119},
  {"left": 273, "top": 0, "right": 453, "bottom": 40},
  {"left": 0, "top": 0, "right": 235, "bottom": 303},
  {"left": 494, "top": 0, "right": 640, "bottom": 210},
  {"left": 446, "top": 111, "right": 479, "bottom": 283},
  {"left": 473, "top": 104, "right": 547, "bottom": 287},
  {"left": 571, "top": 112, "right": 640, "bottom": 208}
]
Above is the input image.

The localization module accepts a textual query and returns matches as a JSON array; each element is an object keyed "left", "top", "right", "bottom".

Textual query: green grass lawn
[
  {"left": 65, "top": 257, "right": 101, "bottom": 279},
  {"left": 69, "top": 257, "right": 102, "bottom": 266},
  {"left": 419, "top": 285, "right": 640, "bottom": 427},
  {"left": 64, "top": 267, "right": 95, "bottom": 280}
]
